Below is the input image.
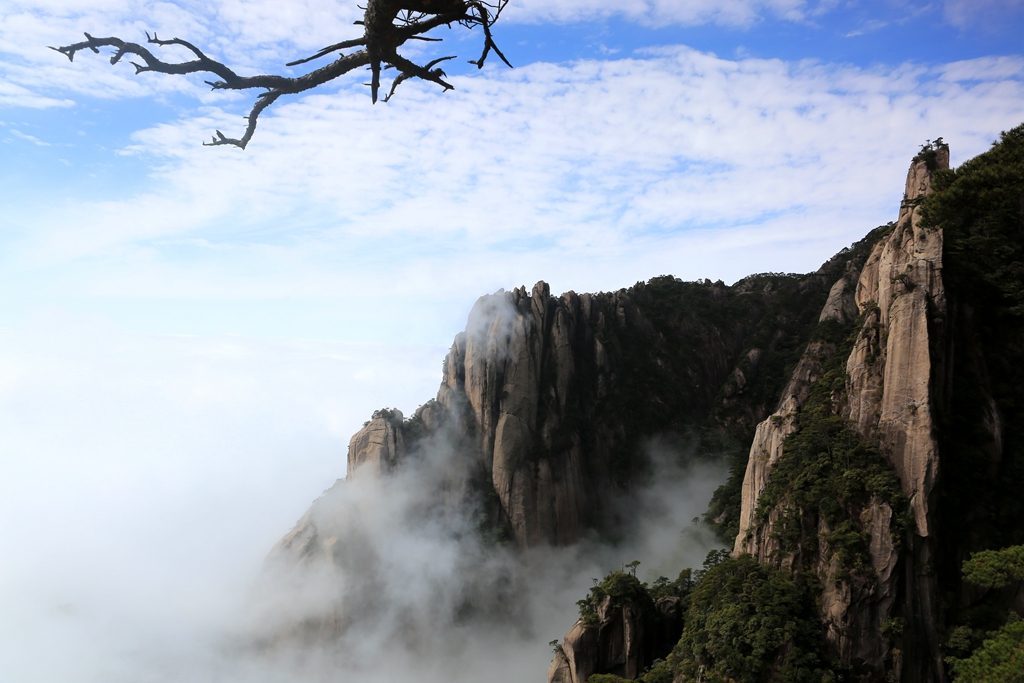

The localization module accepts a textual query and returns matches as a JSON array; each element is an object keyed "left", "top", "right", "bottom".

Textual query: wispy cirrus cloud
[
  {"left": 0, "top": 79, "right": 74, "bottom": 108},
  {"left": 10, "top": 129, "right": 51, "bottom": 145},
  {"left": 505, "top": 0, "right": 840, "bottom": 27},
  {"left": 845, "top": 18, "right": 890, "bottom": 37},
  {"left": 944, "top": 0, "right": 1024, "bottom": 28},
  {"left": 4, "top": 0, "right": 1022, "bottom": 115},
  {"left": 940, "top": 55, "right": 1024, "bottom": 81}
]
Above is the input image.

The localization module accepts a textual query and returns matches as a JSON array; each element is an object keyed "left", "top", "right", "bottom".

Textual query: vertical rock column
[
  {"left": 731, "top": 146, "right": 950, "bottom": 681},
  {"left": 848, "top": 147, "right": 947, "bottom": 536},
  {"left": 844, "top": 147, "right": 949, "bottom": 683}
]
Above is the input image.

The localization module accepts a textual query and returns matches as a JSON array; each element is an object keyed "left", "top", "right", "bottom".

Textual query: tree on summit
[{"left": 51, "top": 0, "right": 510, "bottom": 149}]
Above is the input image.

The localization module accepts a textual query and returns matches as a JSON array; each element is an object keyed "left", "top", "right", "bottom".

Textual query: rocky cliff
[
  {"left": 548, "top": 588, "right": 683, "bottom": 683},
  {"left": 277, "top": 266, "right": 848, "bottom": 560},
  {"left": 732, "top": 145, "right": 949, "bottom": 681},
  {"left": 271, "top": 126, "right": 1024, "bottom": 682},
  {"left": 725, "top": 130, "right": 1024, "bottom": 683},
  {"left": 545, "top": 129, "right": 1024, "bottom": 683}
]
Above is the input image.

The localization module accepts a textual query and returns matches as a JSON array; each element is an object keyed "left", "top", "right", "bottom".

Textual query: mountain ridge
[{"left": 269, "top": 124, "right": 1024, "bottom": 683}]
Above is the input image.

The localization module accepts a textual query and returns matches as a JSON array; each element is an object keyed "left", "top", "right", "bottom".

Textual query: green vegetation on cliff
[
  {"left": 947, "top": 544, "right": 1024, "bottom": 683},
  {"left": 704, "top": 226, "right": 894, "bottom": 544},
  {"left": 575, "top": 552, "right": 836, "bottom": 683},
  {"left": 962, "top": 545, "right": 1024, "bottom": 590},
  {"left": 698, "top": 271, "right": 836, "bottom": 543},
  {"left": 924, "top": 123, "right": 1024, "bottom": 558},
  {"left": 914, "top": 124, "right": 1024, "bottom": 674},
  {"left": 577, "top": 566, "right": 659, "bottom": 627},
  {"left": 949, "top": 620, "right": 1024, "bottom": 683},
  {"left": 584, "top": 273, "right": 834, "bottom": 490},
  {"left": 560, "top": 127, "right": 1024, "bottom": 683},
  {"left": 924, "top": 125, "right": 1024, "bottom": 319},
  {"left": 752, "top": 322, "right": 907, "bottom": 579},
  {"left": 668, "top": 554, "right": 834, "bottom": 683}
]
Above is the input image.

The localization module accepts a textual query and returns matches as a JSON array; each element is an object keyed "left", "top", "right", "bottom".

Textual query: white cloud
[
  {"left": 944, "top": 0, "right": 1024, "bottom": 27},
  {"left": 503, "top": 0, "right": 830, "bottom": 28},
  {"left": 0, "top": 317, "right": 451, "bottom": 682},
  {"left": 5, "top": 47, "right": 1022, "bottom": 320},
  {"left": 845, "top": 18, "right": 889, "bottom": 37},
  {"left": 0, "top": 314, "right": 725, "bottom": 683},
  {"left": 0, "top": 79, "right": 74, "bottom": 108},
  {"left": 940, "top": 55, "right": 1024, "bottom": 82},
  {"left": 11, "top": 128, "right": 51, "bottom": 144}
]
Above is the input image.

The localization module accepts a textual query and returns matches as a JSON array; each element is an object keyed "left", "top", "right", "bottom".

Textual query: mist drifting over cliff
[
  {"left": 241, "top": 435, "right": 723, "bottom": 683},
  {"left": 0, "top": 318, "right": 723, "bottom": 683}
]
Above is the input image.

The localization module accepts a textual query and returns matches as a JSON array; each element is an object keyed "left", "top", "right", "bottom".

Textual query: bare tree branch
[
  {"left": 383, "top": 56, "right": 455, "bottom": 102},
  {"left": 51, "top": 0, "right": 511, "bottom": 149},
  {"left": 203, "top": 90, "right": 282, "bottom": 148},
  {"left": 285, "top": 38, "right": 368, "bottom": 68}
]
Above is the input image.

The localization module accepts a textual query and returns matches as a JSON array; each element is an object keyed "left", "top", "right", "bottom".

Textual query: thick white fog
[
  {"left": 0, "top": 315, "right": 724, "bottom": 683},
  {"left": 0, "top": 316, "right": 439, "bottom": 682}
]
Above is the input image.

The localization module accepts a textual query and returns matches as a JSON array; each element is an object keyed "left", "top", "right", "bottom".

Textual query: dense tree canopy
[
  {"left": 52, "top": 0, "right": 510, "bottom": 149},
  {"left": 948, "top": 545, "right": 1024, "bottom": 683}
]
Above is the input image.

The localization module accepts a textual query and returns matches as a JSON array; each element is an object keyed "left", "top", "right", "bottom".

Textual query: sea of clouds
[{"left": 0, "top": 314, "right": 724, "bottom": 683}]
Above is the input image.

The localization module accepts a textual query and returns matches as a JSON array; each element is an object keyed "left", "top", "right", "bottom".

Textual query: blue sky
[
  {"left": 500, "top": 1, "right": 1024, "bottom": 66},
  {"left": 1, "top": 2, "right": 1023, "bottom": 680},
  {"left": 2, "top": 0, "right": 1024, "bottom": 344}
]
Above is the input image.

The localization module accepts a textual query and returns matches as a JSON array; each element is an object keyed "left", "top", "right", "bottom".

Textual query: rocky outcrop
[
  {"left": 847, "top": 145, "right": 948, "bottom": 537},
  {"left": 546, "top": 596, "right": 644, "bottom": 683},
  {"left": 432, "top": 280, "right": 724, "bottom": 546},
  {"left": 297, "top": 271, "right": 842, "bottom": 550},
  {"left": 732, "top": 146, "right": 950, "bottom": 681},
  {"left": 845, "top": 149, "right": 949, "bottom": 682},
  {"left": 347, "top": 409, "right": 406, "bottom": 478},
  {"left": 733, "top": 394, "right": 800, "bottom": 561},
  {"left": 819, "top": 258, "right": 863, "bottom": 326},
  {"left": 267, "top": 498, "right": 334, "bottom": 566},
  {"left": 265, "top": 262, "right": 858, "bottom": 667},
  {"left": 438, "top": 282, "right": 594, "bottom": 546},
  {"left": 734, "top": 333, "right": 841, "bottom": 561},
  {"left": 547, "top": 595, "right": 682, "bottom": 683}
]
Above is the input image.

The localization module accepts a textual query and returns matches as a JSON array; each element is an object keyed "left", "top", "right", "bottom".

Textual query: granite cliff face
[
  {"left": 269, "top": 213, "right": 886, "bottom": 671},
  {"left": 538, "top": 148, "right": 959, "bottom": 683},
  {"left": 267, "top": 255, "right": 850, "bottom": 661},
  {"left": 723, "top": 130, "right": 1024, "bottom": 682},
  {"left": 732, "top": 147, "right": 950, "bottom": 681},
  {"left": 277, "top": 269, "right": 845, "bottom": 560},
  {"left": 347, "top": 408, "right": 406, "bottom": 478}
]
